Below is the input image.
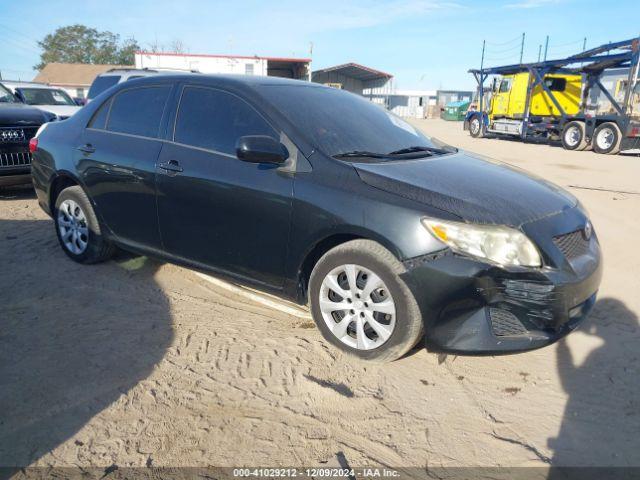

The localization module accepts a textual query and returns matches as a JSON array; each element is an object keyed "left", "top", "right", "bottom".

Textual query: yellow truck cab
[
  {"left": 470, "top": 73, "right": 582, "bottom": 137},
  {"left": 491, "top": 73, "right": 582, "bottom": 118},
  {"left": 466, "top": 37, "right": 640, "bottom": 155}
]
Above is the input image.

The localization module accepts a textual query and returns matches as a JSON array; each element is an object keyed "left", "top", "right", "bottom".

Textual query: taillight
[{"left": 29, "top": 137, "right": 38, "bottom": 153}]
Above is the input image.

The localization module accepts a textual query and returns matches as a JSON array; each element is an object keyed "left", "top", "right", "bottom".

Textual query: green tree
[{"left": 35, "top": 24, "right": 140, "bottom": 70}]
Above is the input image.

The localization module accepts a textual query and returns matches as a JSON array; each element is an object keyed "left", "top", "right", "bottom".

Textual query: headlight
[{"left": 421, "top": 218, "right": 542, "bottom": 267}]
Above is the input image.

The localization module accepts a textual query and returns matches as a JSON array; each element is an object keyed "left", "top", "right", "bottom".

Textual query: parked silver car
[{"left": 1, "top": 81, "right": 82, "bottom": 120}]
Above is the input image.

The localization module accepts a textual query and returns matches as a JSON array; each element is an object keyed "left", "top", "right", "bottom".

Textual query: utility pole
[
  {"left": 519, "top": 32, "right": 525, "bottom": 64},
  {"left": 543, "top": 35, "right": 549, "bottom": 61},
  {"left": 479, "top": 40, "right": 486, "bottom": 114},
  {"left": 582, "top": 37, "right": 587, "bottom": 51},
  {"left": 537, "top": 44, "right": 542, "bottom": 62}
]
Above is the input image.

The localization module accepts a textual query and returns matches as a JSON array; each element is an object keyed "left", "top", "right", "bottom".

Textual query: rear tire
[
  {"left": 561, "top": 121, "right": 588, "bottom": 151},
  {"left": 593, "top": 122, "right": 622, "bottom": 155},
  {"left": 308, "top": 240, "right": 424, "bottom": 362},
  {"left": 468, "top": 114, "right": 486, "bottom": 138},
  {"left": 54, "top": 185, "right": 115, "bottom": 264}
]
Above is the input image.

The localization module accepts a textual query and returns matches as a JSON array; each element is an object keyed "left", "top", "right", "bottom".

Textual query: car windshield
[
  {"left": 88, "top": 75, "right": 121, "bottom": 99},
  {"left": 0, "top": 84, "right": 18, "bottom": 103},
  {"left": 18, "top": 88, "right": 76, "bottom": 106},
  {"left": 259, "top": 85, "right": 447, "bottom": 159}
]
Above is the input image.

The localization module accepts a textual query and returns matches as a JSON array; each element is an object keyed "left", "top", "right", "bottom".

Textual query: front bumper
[{"left": 401, "top": 209, "right": 603, "bottom": 354}]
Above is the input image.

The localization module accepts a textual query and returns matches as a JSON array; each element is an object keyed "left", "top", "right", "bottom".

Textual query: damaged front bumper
[{"left": 401, "top": 208, "right": 603, "bottom": 354}]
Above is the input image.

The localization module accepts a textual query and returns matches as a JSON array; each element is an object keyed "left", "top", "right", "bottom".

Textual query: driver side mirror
[{"left": 236, "top": 135, "right": 289, "bottom": 165}]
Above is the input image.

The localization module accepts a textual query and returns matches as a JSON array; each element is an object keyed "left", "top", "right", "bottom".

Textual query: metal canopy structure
[
  {"left": 468, "top": 38, "right": 640, "bottom": 139},
  {"left": 312, "top": 63, "right": 393, "bottom": 82}
]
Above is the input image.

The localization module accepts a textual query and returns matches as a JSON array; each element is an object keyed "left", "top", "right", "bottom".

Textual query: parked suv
[
  {"left": 31, "top": 75, "right": 602, "bottom": 361},
  {"left": 87, "top": 68, "right": 194, "bottom": 101},
  {"left": 0, "top": 83, "right": 55, "bottom": 187}
]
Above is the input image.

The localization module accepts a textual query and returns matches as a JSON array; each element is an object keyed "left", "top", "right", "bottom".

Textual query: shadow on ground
[
  {"left": 549, "top": 297, "right": 640, "bottom": 470},
  {"left": 0, "top": 218, "right": 173, "bottom": 470},
  {"left": 0, "top": 185, "right": 36, "bottom": 201}
]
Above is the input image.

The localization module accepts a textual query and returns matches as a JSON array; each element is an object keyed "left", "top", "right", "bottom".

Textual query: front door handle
[
  {"left": 158, "top": 160, "right": 183, "bottom": 173},
  {"left": 77, "top": 143, "right": 95, "bottom": 154}
]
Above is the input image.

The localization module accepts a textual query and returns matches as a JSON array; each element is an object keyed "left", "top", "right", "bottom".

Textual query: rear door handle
[
  {"left": 158, "top": 159, "right": 183, "bottom": 173},
  {"left": 77, "top": 143, "right": 95, "bottom": 154}
]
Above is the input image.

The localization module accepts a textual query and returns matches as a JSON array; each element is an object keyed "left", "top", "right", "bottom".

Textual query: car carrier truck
[{"left": 465, "top": 37, "right": 640, "bottom": 155}]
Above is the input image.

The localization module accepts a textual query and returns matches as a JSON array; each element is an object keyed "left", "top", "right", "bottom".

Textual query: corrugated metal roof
[{"left": 312, "top": 63, "right": 393, "bottom": 81}]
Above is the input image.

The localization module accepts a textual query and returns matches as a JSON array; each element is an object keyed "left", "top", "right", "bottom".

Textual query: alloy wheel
[
  {"left": 58, "top": 199, "right": 89, "bottom": 255},
  {"left": 319, "top": 264, "right": 396, "bottom": 350}
]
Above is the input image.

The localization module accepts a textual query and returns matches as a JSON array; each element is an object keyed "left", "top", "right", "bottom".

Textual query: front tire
[
  {"left": 308, "top": 240, "right": 423, "bottom": 362},
  {"left": 593, "top": 122, "right": 622, "bottom": 155},
  {"left": 54, "top": 185, "right": 114, "bottom": 264},
  {"left": 469, "top": 114, "right": 486, "bottom": 138},
  {"left": 561, "top": 121, "right": 588, "bottom": 151}
]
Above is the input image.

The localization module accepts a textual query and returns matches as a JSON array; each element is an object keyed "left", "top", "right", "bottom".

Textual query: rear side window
[
  {"left": 88, "top": 75, "right": 121, "bottom": 99},
  {"left": 545, "top": 77, "right": 567, "bottom": 92},
  {"left": 174, "top": 86, "right": 276, "bottom": 155},
  {"left": 107, "top": 86, "right": 171, "bottom": 138},
  {"left": 88, "top": 98, "right": 112, "bottom": 129}
]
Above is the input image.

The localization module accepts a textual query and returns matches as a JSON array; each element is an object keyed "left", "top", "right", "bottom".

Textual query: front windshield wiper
[
  {"left": 333, "top": 150, "right": 389, "bottom": 159},
  {"left": 333, "top": 145, "right": 455, "bottom": 161},
  {"left": 387, "top": 145, "right": 451, "bottom": 155}
]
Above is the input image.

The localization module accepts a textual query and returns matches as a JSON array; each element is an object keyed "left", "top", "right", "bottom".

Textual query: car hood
[
  {"left": 354, "top": 151, "right": 577, "bottom": 227},
  {"left": 34, "top": 105, "right": 81, "bottom": 118},
  {"left": 0, "top": 103, "right": 50, "bottom": 126}
]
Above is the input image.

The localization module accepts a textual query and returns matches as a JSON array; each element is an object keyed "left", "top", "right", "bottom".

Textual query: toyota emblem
[{"left": 583, "top": 221, "right": 592, "bottom": 240}]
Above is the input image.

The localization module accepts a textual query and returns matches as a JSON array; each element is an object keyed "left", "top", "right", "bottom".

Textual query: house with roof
[{"left": 33, "top": 63, "right": 131, "bottom": 99}]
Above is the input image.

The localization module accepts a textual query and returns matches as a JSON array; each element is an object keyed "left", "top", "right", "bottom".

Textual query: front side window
[
  {"left": 107, "top": 86, "right": 171, "bottom": 138},
  {"left": 499, "top": 79, "right": 512, "bottom": 93},
  {"left": 88, "top": 75, "right": 121, "bottom": 99},
  {"left": 18, "top": 88, "right": 76, "bottom": 106},
  {"left": 174, "top": 86, "right": 276, "bottom": 155}
]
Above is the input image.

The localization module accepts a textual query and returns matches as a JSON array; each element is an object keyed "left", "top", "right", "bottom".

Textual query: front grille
[
  {"left": 553, "top": 230, "right": 590, "bottom": 260},
  {"left": 489, "top": 308, "right": 528, "bottom": 336},
  {"left": 0, "top": 151, "right": 31, "bottom": 168},
  {"left": 0, "top": 127, "right": 37, "bottom": 144}
]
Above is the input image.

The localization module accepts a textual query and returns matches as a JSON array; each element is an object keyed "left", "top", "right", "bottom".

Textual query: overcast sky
[{"left": 1, "top": 0, "right": 638, "bottom": 90}]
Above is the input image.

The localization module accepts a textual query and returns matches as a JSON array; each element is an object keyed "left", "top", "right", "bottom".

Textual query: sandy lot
[{"left": 1, "top": 119, "right": 639, "bottom": 471}]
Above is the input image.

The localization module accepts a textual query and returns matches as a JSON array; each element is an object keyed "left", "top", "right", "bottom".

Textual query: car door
[
  {"left": 155, "top": 85, "right": 294, "bottom": 288},
  {"left": 78, "top": 84, "right": 172, "bottom": 249},
  {"left": 492, "top": 77, "right": 513, "bottom": 117}
]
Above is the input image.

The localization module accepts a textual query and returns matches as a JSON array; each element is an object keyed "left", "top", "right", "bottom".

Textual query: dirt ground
[{"left": 1, "top": 119, "right": 639, "bottom": 471}]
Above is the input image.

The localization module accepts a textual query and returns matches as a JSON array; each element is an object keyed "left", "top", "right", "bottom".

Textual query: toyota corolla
[{"left": 31, "top": 74, "right": 602, "bottom": 361}]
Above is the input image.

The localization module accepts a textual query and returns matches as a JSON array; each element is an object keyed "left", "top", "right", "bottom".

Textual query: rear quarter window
[
  {"left": 107, "top": 86, "right": 171, "bottom": 138},
  {"left": 545, "top": 77, "right": 567, "bottom": 92},
  {"left": 87, "top": 98, "right": 112, "bottom": 129}
]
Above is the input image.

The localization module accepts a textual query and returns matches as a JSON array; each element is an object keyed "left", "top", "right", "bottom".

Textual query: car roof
[
  {"left": 100, "top": 68, "right": 195, "bottom": 76},
  {"left": 1, "top": 80, "right": 58, "bottom": 90},
  {"left": 120, "top": 73, "right": 323, "bottom": 91}
]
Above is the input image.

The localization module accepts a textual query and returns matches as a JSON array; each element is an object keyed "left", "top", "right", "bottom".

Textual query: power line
[{"left": 485, "top": 35, "right": 523, "bottom": 47}]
